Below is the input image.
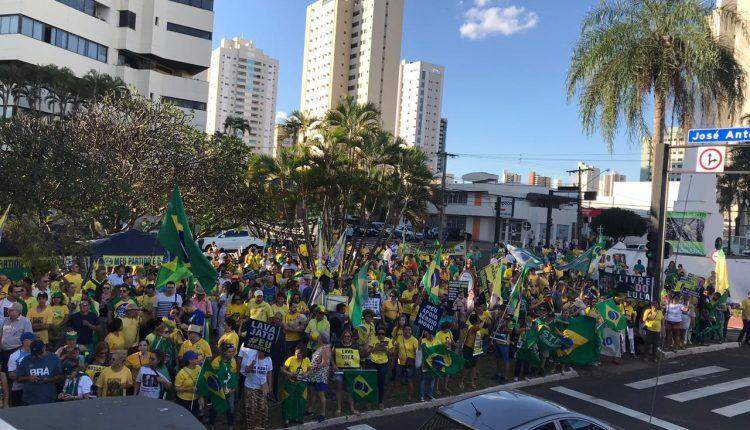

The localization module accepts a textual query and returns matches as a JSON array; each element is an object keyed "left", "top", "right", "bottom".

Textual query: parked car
[
  {"left": 418, "top": 391, "right": 616, "bottom": 430},
  {"left": 198, "top": 229, "right": 265, "bottom": 251}
]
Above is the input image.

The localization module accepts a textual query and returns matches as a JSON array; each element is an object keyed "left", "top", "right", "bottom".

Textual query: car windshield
[{"left": 419, "top": 413, "right": 471, "bottom": 430}]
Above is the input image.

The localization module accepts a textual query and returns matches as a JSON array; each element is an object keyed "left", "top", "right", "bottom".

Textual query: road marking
[
  {"left": 712, "top": 399, "right": 750, "bottom": 417},
  {"left": 550, "top": 386, "right": 689, "bottom": 430},
  {"left": 625, "top": 366, "right": 729, "bottom": 389},
  {"left": 348, "top": 425, "right": 377, "bottom": 430},
  {"left": 665, "top": 377, "right": 750, "bottom": 402}
]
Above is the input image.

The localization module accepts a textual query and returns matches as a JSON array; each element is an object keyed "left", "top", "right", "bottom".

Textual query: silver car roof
[{"left": 438, "top": 391, "right": 569, "bottom": 430}]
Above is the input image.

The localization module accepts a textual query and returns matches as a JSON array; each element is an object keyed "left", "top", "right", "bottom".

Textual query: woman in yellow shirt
[
  {"left": 126, "top": 339, "right": 153, "bottom": 376},
  {"left": 365, "top": 327, "right": 392, "bottom": 409},
  {"left": 393, "top": 325, "right": 418, "bottom": 401},
  {"left": 175, "top": 351, "right": 202, "bottom": 417},
  {"left": 381, "top": 291, "right": 402, "bottom": 332},
  {"left": 28, "top": 292, "right": 53, "bottom": 344},
  {"left": 435, "top": 320, "right": 455, "bottom": 394},
  {"left": 104, "top": 318, "right": 127, "bottom": 354},
  {"left": 48, "top": 292, "right": 69, "bottom": 344},
  {"left": 643, "top": 302, "right": 664, "bottom": 361},
  {"left": 281, "top": 346, "right": 311, "bottom": 426},
  {"left": 218, "top": 318, "right": 240, "bottom": 351}
]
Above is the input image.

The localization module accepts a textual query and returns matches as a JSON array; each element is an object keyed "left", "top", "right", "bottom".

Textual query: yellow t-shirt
[
  {"left": 270, "top": 303, "right": 289, "bottom": 319},
  {"left": 49, "top": 304, "right": 69, "bottom": 328},
  {"left": 382, "top": 300, "right": 401, "bottom": 321},
  {"left": 643, "top": 309, "right": 664, "bottom": 332},
  {"left": 138, "top": 295, "right": 157, "bottom": 317},
  {"left": 284, "top": 356, "right": 311, "bottom": 375},
  {"left": 246, "top": 301, "right": 273, "bottom": 322},
  {"left": 126, "top": 351, "right": 152, "bottom": 375},
  {"left": 96, "top": 366, "right": 133, "bottom": 397},
  {"left": 357, "top": 321, "right": 376, "bottom": 342},
  {"left": 400, "top": 289, "right": 418, "bottom": 316},
  {"left": 282, "top": 312, "right": 304, "bottom": 342},
  {"left": 436, "top": 329, "right": 453, "bottom": 346},
  {"left": 218, "top": 330, "right": 239, "bottom": 350},
  {"left": 64, "top": 273, "right": 83, "bottom": 291},
  {"left": 179, "top": 338, "right": 213, "bottom": 362},
  {"left": 121, "top": 316, "right": 140, "bottom": 348},
  {"left": 27, "top": 306, "right": 53, "bottom": 344},
  {"left": 395, "top": 335, "right": 419, "bottom": 366},
  {"left": 226, "top": 302, "right": 245, "bottom": 320},
  {"left": 741, "top": 298, "right": 750, "bottom": 320},
  {"left": 368, "top": 336, "right": 392, "bottom": 365},
  {"left": 175, "top": 366, "right": 201, "bottom": 401},
  {"left": 105, "top": 331, "right": 127, "bottom": 352}
]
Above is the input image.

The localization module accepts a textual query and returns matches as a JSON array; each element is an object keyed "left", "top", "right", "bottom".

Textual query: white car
[{"left": 198, "top": 230, "right": 265, "bottom": 251}]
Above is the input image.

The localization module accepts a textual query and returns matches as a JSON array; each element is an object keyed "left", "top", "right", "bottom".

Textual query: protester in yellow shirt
[
  {"left": 174, "top": 351, "right": 202, "bottom": 417},
  {"left": 121, "top": 303, "right": 141, "bottom": 349},
  {"left": 400, "top": 285, "right": 419, "bottom": 322},
  {"left": 104, "top": 318, "right": 127, "bottom": 354},
  {"left": 63, "top": 264, "right": 83, "bottom": 293},
  {"left": 246, "top": 290, "right": 273, "bottom": 322},
  {"left": 741, "top": 292, "right": 750, "bottom": 345},
  {"left": 282, "top": 304, "right": 306, "bottom": 350},
  {"left": 28, "top": 292, "right": 53, "bottom": 344},
  {"left": 226, "top": 294, "right": 245, "bottom": 322},
  {"left": 96, "top": 351, "right": 133, "bottom": 397},
  {"left": 270, "top": 293, "right": 289, "bottom": 319},
  {"left": 282, "top": 346, "right": 312, "bottom": 425},
  {"left": 394, "top": 325, "right": 418, "bottom": 400},
  {"left": 382, "top": 291, "right": 402, "bottom": 329},
  {"left": 643, "top": 302, "right": 664, "bottom": 361},
  {"left": 218, "top": 318, "right": 240, "bottom": 350},
  {"left": 364, "top": 327, "right": 392, "bottom": 409},
  {"left": 179, "top": 325, "right": 213, "bottom": 362},
  {"left": 126, "top": 340, "right": 153, "bottom": 376}
]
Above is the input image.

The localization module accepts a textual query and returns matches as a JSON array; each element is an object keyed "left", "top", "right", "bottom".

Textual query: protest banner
[
  {"left": 615, "top": 274, "right": 655, "bottom": 302},
  {"left": 599, "top": 326, "right": 622, "bottom": 358},
  {"left": 325, "top": 295, "right": 348, "bottom": 312},
  {"left": 362, "top": 297, "right": 381, "bottom": 318},
  {"left": 446, "top": 280, "right": 468, "bottom": 306},
  {"left": 334, "top": 347, "right": 361, "bottom": 368},
  {"left": 415, "top": 302, "right": 443, "bottom": 334},
  {"left": 101, "top": 255, "right": 166, "bottom": 267},
  {"left": 243, "top": 318, "right": 280, "bottom": 354}
]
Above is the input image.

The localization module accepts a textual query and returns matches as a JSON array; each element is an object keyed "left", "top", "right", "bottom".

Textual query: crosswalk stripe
[
  {"left": 550, "top": 386, "right": 688, "bottom": 430},
  {"left": 665, "top": 377, "right": 750, "bottom": 402},
  {"left": 348, "top": 425, "right": 377, "bottom": 430},
  {"left": 711, "top": 399, "right": 750, "bottom": 417},
  {"left": 625, "top": 366, "right": 729, "bottom": 389}
]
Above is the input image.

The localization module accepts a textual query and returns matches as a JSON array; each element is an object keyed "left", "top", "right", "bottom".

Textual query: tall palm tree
[
  {"left": 222, "top": 115, "right": 251, "bottom": 138},
  {"left": 567, "top": 0, "right": 745, "bottom": 256},
  {"left": 280, "top": 110, "right": 319, "bottom": 145},
  {"left": 41, "top": 65, "right": 77, "bottom": 116},
  {"left": 81, "top": 70, "right": 127, "bottom": 102},
  {"left": 325, "top": 95, "right": 380, "bottom": 151},
  {"left": 0, "top": 63, "right": 27, "bottom": 119}
]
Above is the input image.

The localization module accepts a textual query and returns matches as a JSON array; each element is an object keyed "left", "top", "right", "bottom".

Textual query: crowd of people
[{"left": 0, "top": 238, "right": 742, "bottom": 429}]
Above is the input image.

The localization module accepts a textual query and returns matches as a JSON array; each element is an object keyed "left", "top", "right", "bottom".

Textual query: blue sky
[{"left": 212, "top": 0, "right": 643, "bottom": 182}]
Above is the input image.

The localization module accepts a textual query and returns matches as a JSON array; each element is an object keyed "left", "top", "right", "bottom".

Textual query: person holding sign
[
  {"left": 364, "top": 327, "right": 392, "bottom": 410},
  {"left": 393, "top": 325, "right": 418, "bottom": 401},
  {"left": 382, "top": 291, "right": 402, "bottom": 333},
  {"left": 281, "top": 345, "right": 310, "bottom": 426},
  {"left": 331, "top": 329, "right": 361, "bottom": 415},
  {"left": 460, "top": 299, "right": 491, "bottom": 390},
  {"left": 419, "top": 330, "right": 439, "bottom": 401}
]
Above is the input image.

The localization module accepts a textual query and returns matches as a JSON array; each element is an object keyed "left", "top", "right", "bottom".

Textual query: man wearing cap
[
  {"left": 1, "top": 302, "right": 33, "bottom": 372},
  {"left": 7, "top": 332, "right": 34, "bottom": 406},
  {"left": 16, "top": 340, "right": 63, "bottom": 405},
  {"left": 246, "top": 290, "right": 272, "bottom": 322},
  {"left": 121, "top": 303, "right": 142, "bottom": 350},
  {"left": 174, "top": 351, "right": 201, "bottom": 416},
  {"left": 55, "top": 331, "right": 85, "bottom": 368},
  {"left": 179, "top": 324, "right": 212, "bottom": 364}
]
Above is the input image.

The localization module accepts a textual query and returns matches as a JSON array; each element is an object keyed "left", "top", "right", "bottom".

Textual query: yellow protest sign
[{"left": 334, "top": 347, "right": 360, "bottom": 369}]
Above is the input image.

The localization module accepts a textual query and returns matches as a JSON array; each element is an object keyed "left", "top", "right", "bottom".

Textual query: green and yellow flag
[
  {"left": 507, "top": 267, "right": 528, "bottom": 322},
  {"left": 155, "top": 257, "right": 194, "bottom": 290},
  {"left": 715, "top": 249, "right": 730, "bottom": 295},
  {"left": 421, "top": 247, "right": 442, "bottom": 305},
  {"left": 594, "top": 298, "right": 627, "bottom": 331},
  {"left": 157, "top": 186, "right": 217, "bottom": 293},
  {"left": 344, "top": 369, "right": 378, "bottom": 403},
  {"left": 555, "top": 316, "right": 599, "bottom": 366},
  {"left": 0, "top": 204, "right": 9, "bottom": 244},
  {"left": 349, "top": 262, "right": 371, "bottom": 328},
  {"left": 422, "top": 343, "right": 465, "bottom": 377},
  {"left": 197, "top": 357, "right": 237, "bottom": 413}
]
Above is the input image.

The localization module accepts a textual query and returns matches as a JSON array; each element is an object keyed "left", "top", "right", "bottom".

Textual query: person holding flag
[
  {"left": 331, "top": 328, "right": 362, "bottom": 416},
  {"left": 459, "top": 299, "right": 491, "bottom": 390},
  {"left": 363, "top": 327, "right": 391, "bottom": 410}
]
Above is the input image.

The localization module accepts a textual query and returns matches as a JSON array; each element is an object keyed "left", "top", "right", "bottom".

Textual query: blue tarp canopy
[{"left": 88, "top": 230, "right": 168, "bottom": 266}]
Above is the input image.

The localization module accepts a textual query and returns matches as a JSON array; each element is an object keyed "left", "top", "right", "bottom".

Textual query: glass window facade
[
  {"left": 166, "top": 22, "right": 212, "bottom": 40},
  {"left": 168, "top": 0, "right": 214, "bottom": 11}
]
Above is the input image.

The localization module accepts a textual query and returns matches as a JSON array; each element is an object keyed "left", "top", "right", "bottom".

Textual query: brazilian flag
[
  {"left": 197, "top": 357, "right": 237, "bottom": 413},
  {"left": 344, "top": 369, "right": 378, "bottom": 404},
  {"left": 594, "top": 298, "right": 627, "bottom": 331},
  {"left": 421, "top": 247, "right": 442, "bottom": 305},
  {"left": 515, "top": 322, "right": 542, "bottom": 368},
  {"left": 555, "top": 316, "right": 599, "bottom": 366},
  {"left": 155, "top": 257, "right": 194, "bottom": 291},
  {"left": 422, "top": 343, "right": 465, "bottom": 377},
  {"left": 158, "top": 186, "right": 218, "bottom": 293}
]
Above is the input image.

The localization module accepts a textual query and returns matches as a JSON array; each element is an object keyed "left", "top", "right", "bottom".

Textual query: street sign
[
  {"left": 688, "top": 127, "right": 750, "bottom": 143},
  {"left": 522, "top": 221, "right": 532, "bottom": 231},
  {"left": 696, "top": 146, "right": 726, "bottom": 173},
  {"left": 710, "top": 250, "right": 720, "bottom": 264}
]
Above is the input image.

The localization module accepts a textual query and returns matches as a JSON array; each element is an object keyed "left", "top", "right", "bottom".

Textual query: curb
[
  {"left": 277, "top": 370, "right": 580, "bottom": 430},
  {"left": 661, "top": 341, "right": 739, "bottom": 360}
]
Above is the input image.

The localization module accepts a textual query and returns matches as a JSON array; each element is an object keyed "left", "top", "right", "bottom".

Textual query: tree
[
  {"left": 717, "top": 147, "right": 750, "bottom": 238},
  {"left": 567, "top": 0, "right": 745, "bottom": 269},
  {"left": 222, "top": 115, "right": 251, "bottom": 138},
  {"left": 0, "top": 63, "right": 27, "bottom": 119},
  {"left": 590, "top": 208, "right": 648, "bottom": 239},
  {"left": 280, "top": 110, "right": 319, "bottom": 145}
]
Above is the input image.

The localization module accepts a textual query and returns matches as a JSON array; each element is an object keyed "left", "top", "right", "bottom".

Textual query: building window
[
  {"left": 4, "top": 15, "right": 108, "bottom": 63},
  {"left": 167, "top": 0, "right": 214, "bottom": 11},
  {"left": 161, "top": 96, "right": 207, "bottom": 111},
  {"left": 445, "top": 191, "right": 468, "bottom": 205},
  {"left": 166, "top": 22, "right": 212, "bottom": 40},
  {"left": 118, "top": 10, "right": 136, "bottom": 30},
  {"left": 55, "top": 0, "right": 98, "bottom": 18},
  {"left": 446, "top": 216, "right": 466, "bottom": 230}
]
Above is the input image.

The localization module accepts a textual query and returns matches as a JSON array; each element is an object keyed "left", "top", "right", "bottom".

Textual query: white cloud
[
  {"left": 474, "top": 0, "right": 492, "bottom": 6},
  {"left": 460, "top": 5, "right": 539, "bottom": 40},
  {"left": 275, "top": 111, "right": 288, "bottom": 123}
]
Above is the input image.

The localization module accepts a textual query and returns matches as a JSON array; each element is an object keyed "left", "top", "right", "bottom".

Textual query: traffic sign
[
  {"left": 710, "top": 250, "right": 720, "bottom": 264},
  {"left": 689, "top": 127, "right": 750, "bottom": 143},
  {"left": 696, "top": 146, "right": 726, "bottom": 173}
]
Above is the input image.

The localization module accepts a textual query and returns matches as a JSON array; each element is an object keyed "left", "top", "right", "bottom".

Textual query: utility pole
[
  {"left": 566, "top": 166, "right": 596, "bottom": 249},
  {"left": 545, "top": 189, "right": 554, "bottom": 247},
  {"left": 437, "top": 151, "right": 457, "bottom": 242}
]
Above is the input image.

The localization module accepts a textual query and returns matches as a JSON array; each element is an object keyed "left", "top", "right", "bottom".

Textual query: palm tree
[
  {"left": 41, "top": 65, "right": 77, "bottom": 116},
  {"left": 15, "top": 65, "right": 45, "bottom": 113},
  {"left": 324, "top": 95, "right": 380, "bottom": 151},
  {"left": 567, "top": 0, "right": 745, "bottom": 256},
  {"left": 280, "top": 110, "right": 319, "bottom": 145},
  {"left": 0, "top": 63, "right": 28, "bottom": 119},
  {"left": 81, "top": 70, "right": 127, "bottom": 102},
  {"left": 222, "top": 115, "right": 251, "bottom": 138}
]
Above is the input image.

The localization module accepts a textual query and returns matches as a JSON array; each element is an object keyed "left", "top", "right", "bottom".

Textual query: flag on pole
[
  {"left": 715, "top": 249, "right": 730, "bottom": 295},
  {"left": 155, "top": 257, "right": 194, "bottom": 290},
  {"left": 421, "top": 342, "right": 465, "bottom": 377},
  {"left": 325, "top": 230, "right": 347, "bottom": 274},
  {"left": 506, "top": 244, "right": 544, "bottom": 269},
  {"left": 0, "top": 204, "right": 9, "bottom": 244},
  {"left": 421, "top": 247, "right": 442, "bottom": 305},
  {"left": 349, "top": 262, "right": 371, "bottom": 328},
  {"left": 507, "top": 267, "right": 528, "bottom": 322},
  {"left": 594, "top": 298, "right": 627, "bottom": 331},
  {"left": 157, "top": 186, "right": 218, "bottom": 293},
  {"left": 344, "top": 369, "right": 378, "bottom": 403},
  {"left": 555, "top": 316, "right": 599, "bottom": 366}
]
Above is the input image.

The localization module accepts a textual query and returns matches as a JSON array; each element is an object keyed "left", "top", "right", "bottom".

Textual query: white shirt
[
  {"left": 62, "top": 373, "right": 93, "bottom": 398},
  {"left": 240, "top": 348, "right": 273, "bottom": 390},
  {"left": 136, "top": 366, "right": 169, "bottom": 399},
  {"left": 666, "top": 303, "right": 683, "bottom": 323},
  {"left": 108, "top": 273, "right": 125, "bottom": 286},
  {"left": 155, "top": 292, "right": 183, "bottom": 318},
  {"left": 7, "top": 349, "right": 29, "bottom": 391}
]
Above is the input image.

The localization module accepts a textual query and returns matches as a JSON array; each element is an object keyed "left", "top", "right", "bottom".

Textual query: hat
[
  {"left": 9, "top": 302, "right": 22, "bottom": 313},
  {"left": 187, "top": 324, "right": 202, "bottom": 334},
  {"left": 314, "top": 305, "right": 326, "bottom": 314},
  {"left": 125, "top": 302, "right": 140, "bottom": 311},
  {"left": 182, "top": 350, "right": 199, "bottom": 362},
  {"left": 20, "top": 332, "right": 36, "bottom": 343},
  {"left": 193, "top": 285, "right": 206, "bottom": 295},
  {"left": 51, "top": 291, "right": 63, "bottom": 299},
  {"left": 253, "top": 290, "right": 264, "bottom": 297},
  {"left": 64, "top": 331, "right": 78, "bottom": 341}
]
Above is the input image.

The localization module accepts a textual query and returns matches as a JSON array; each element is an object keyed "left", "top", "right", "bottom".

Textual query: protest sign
[
  {"left": 415, "top": 302, "right": 443, "bottom": 334},
  {"left": 446, "top": 280, "right": 468, "bottom": 305},
  {"left": 334, "top": 347, "right": 361, "bottom": 368},
  {"left": 599, "top": 326, "right": 622, "bottom": 358},
  {"left": 362, "top": 297, "right": 381, "bottom": 318},
  {"left": 615, "top": 274, "right": 655, "bottom": 302},
  {"left": 243, "top": 319, "right": 280, "bottom": 354},
  {"left": 325, "top": 295, "right": 348, "bottom": 312}
]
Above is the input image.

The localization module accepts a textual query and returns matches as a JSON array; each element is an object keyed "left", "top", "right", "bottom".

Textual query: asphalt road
[{"left": 326, "top": 346, "right": 750, "bottom": 430}]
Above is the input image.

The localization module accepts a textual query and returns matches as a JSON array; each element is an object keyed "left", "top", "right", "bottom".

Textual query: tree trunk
[{"left": 648, "top": 88, "right": 668, "bottom": 280}]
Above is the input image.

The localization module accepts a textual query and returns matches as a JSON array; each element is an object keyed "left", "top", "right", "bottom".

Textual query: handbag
[{"left": 414, "top": 347, "right": 423, "bottom": 369}]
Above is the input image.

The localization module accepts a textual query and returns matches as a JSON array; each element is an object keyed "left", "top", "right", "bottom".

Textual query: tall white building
[
  {"left": 300, "top": 0, "right": 404, "bottom": 132},
  {"left": 395, "top": 60, "right": 445, "bottom": 172},
  {"left": 640, "top": 128, "right": 685, "bottom": 181},
  {"left": 0, "top": 0, "right": 215, "bottom": 129},
  {"left": 206, "top": 37, "right": 278, "bottom": 154}
]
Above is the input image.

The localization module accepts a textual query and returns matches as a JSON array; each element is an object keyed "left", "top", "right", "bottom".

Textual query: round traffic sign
[
  {"left": 710, "top": 250, "right": 719, "bottom": 263},
  {"left": 698, "top": 147, "right": 724, "bottom": 172}
]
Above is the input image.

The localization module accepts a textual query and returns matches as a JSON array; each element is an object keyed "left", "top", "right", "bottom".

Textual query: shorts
[
  {"left": 494, "top": 344, "right": 510, "bottom": 363},
  {"left": 309, "top": 382, "right": 328, "bottom": 392},
  {"left": 395, "top": 364, "right": 415, "bottom": 380},
  {"left": 462, "top": 346, "right": 477, "bottom": 368}
]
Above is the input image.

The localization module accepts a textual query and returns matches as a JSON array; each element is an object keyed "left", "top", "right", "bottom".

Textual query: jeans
[
  {"left": 620, "top": 327, "right": 635, "bottom": 355},
  {"left": 739, "top": 319, "right": 750, "bottom": 344},
  {"left": 419, "top": 370, "right": 434, "bottom": 399},
  {"left": 366, "top": 361, "right": 388, "bottom": 404}
]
